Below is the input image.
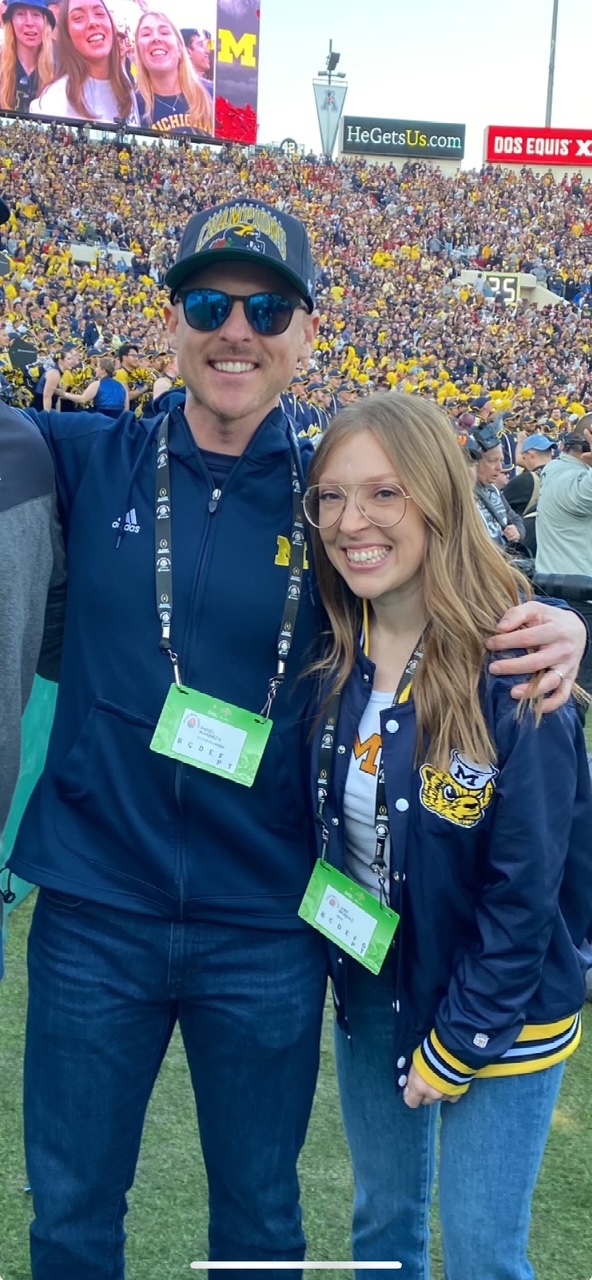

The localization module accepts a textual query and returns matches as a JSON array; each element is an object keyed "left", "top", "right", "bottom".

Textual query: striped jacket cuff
[{"left": 413, "top": 1030, "right": 475, "bottom": 1097}]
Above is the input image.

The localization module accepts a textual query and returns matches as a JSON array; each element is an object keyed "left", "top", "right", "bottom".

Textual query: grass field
[
  {"left": 1, "top": 709, "right": 591, "bottom": 1280},
  {"left": 1, "top": 888, "right": 591, "bottom": 1280}
]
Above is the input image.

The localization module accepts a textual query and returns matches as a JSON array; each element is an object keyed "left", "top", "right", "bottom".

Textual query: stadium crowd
[{"left": 1, "top": 118, "right": 592, "bottom": 439}]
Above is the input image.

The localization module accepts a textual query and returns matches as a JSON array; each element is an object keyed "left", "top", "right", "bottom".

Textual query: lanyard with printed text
[
  {"left": 316, "top": 628, "right": 424, "bottom": 905},
  {"left": 155, "top": 414, "right": 307, "bottom": 713}
]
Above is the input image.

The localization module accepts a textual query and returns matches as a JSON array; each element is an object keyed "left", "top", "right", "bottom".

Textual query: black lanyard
[
  {"left": 316, "top": 640, "right": 424, "bottom": 905},
  {"left": 155, "top": 415, "right": 306, "bottom": 715}
]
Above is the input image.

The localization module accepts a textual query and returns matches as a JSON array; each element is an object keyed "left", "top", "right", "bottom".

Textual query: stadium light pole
[
  {"left": 545, "top": 0, "right": 559, "bottom": 127},
  {"left": 313, "top": 40, "right": 348, "bottom": 159}
]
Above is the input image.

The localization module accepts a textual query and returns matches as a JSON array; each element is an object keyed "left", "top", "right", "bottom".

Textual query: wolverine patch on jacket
[{"left": 419, "top": 750, "right": 498, "bottom": 828}]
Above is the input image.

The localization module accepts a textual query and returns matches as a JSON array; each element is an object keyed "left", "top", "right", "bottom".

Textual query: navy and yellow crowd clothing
[
  {"left": 32, "top": 367, "right": 62, "bottom": 413},
  {"left": 93, "top": 376, "right": 127, "bottom": 419},
  {"left": 312, "top": 648, "right": 592, "bottom": 1096},
  {"left": 10, "top": 400, "right": 322, "bottom": 927},
  {"left": 280, "top": 392, "right": 330, "bottom": 436},
  {"left": 137, "top": 93, "right": 212, "bottom": 137},
  {"left": 14, "top": 59, "right": 40, "bottom": 114}
]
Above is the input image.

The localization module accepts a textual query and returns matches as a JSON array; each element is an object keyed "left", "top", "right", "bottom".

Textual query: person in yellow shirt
[{"left": 114, "top": 342, "right": 148, "bottom": 405}]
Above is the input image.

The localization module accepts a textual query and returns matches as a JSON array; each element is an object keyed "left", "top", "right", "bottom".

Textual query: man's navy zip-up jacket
[
  {"left": 9, "top": 403, "right": 322, "bottom": 927},
  {"left": 312, "top": 648, "right": 592, "bottom": 1093}
]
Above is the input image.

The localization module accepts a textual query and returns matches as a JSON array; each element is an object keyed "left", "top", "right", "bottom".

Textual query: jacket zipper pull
[{"left": 208, "top": 487, "right": 222, "bottom": 514}]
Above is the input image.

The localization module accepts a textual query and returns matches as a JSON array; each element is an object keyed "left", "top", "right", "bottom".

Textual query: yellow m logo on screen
[{"left": 218, "top": 29, "right": 258, "bottom": 67}]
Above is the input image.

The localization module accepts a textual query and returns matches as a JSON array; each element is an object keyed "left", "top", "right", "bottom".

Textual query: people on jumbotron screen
[
  {"left": 135, "top": 10, "right": 214, "bottom": 137},
  {"left": 29, "top": 0, "right": 140, "bottom": 123},
  {"left": 180, "top": 26, "right": 213, "bottom": 85},
  {"left": 0, "top": 0, "right": 55, "bottom": 111},
  {"left": 114, "top": 19, "right": 135, "bottom": 90}
]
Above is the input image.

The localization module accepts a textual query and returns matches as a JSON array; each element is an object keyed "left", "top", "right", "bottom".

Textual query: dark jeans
[{"left": 25, "top": 890, "right": 327, "bottom": 1279}]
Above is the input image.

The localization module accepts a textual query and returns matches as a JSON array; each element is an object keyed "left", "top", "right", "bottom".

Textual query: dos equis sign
[{"left": 486, "top": 125, "right": 592, "bottom": 167}]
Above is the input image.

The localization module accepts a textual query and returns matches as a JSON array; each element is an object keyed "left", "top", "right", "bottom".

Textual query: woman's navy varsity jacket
[{"left": 311, "top": 648, "right": 592, "bottom": 1095}]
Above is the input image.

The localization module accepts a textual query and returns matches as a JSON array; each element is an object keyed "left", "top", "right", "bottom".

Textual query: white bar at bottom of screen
[{"left": 190, "top": 1265, "right": 402, "bottom": 1271}]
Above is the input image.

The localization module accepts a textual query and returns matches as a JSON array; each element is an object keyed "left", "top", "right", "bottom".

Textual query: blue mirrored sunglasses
[{"left": 175, "top": 288, "right": 309, "bottom": 336}]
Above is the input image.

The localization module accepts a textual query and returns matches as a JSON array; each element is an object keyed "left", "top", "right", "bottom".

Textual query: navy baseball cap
[
  {"left": 0, "top": 197, "right": 9, "bottom": 224},
  {"left": 3, "top": 0, "right": 55, "bottom": 26},
  {"left": 166, "top": 200, "right": 316, "bottom": 311},
  {"left": 524, "top": 434, "right": 553, "bottom": 452}
]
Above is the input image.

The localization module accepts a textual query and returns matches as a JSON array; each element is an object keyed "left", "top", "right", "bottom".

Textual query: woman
[
  {"left": 134, "top": 11, "right": 213, "bottom": 137},
  {"left": 57, "top": 355, "right": 128, "bottom": 418},
  {"left": 0, "top": 0, "right": 55, "bottom": 113},
  {"left": 149, "top": 349, "right": 178, "bottom": 402},
  {"left": 302, "top": 393, "right": 592, "bottom": 1280},
  {"left": 30, "top": 0, "right": 139, "bottom": 124},
  {"left": 32, "top": 347, "right": 77, "bottom": 411}
]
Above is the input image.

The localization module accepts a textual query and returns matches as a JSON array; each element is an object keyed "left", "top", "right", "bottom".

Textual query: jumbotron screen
[{"left": 0, "top": 0, "right": 260, "bottom": 142}]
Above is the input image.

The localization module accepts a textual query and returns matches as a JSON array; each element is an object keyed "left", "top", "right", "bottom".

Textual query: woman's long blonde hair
[
  {"left": 134, "top": 12, "right": 213, "bottom": 135},
  {"left": 0, "top": 15, "right": 55, "bottom": 110},
  {"left": 307, "top": 393, "right": 535, "bottom": 770},
  {"left": 52, "top": 0, "right": 135, "bottom": 121}
]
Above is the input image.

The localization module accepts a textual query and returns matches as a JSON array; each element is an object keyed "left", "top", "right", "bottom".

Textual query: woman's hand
[
  {"left": 487, "top": 601, "right": 587, "bottom": 711},
  {"left": 403, "top": 1065, "right": 449, "bottom": 1109},
  {"left": 502, "top": 524, "right": 521, "bottom": 543}
]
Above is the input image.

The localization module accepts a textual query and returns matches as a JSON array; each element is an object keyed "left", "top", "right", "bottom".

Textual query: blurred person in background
[
  {"left": 536, "top": 419, "right": 592, "bottom": 706},
  {"left": 114, "top": 340, "right": 150, "bottom": 406},
  {"left": 0, "top": 193, "right": 66, "bottom": 983},
  {"left": 115, "top": 20, "right": 134, "bottom": 87},
  {"left": 0, "top": 0, "right": 55, "bottom": 111},
  {"left": 150, "top": 349, "right": 179, "bottom": 403},
  {"left": 32, "top": 347, "right": 77, "bottom": 412},
  {"left": 504, "top": 435, "right": 554, "bottom": 554},
  {"left": 472, "top": 425, "right": 526, "bottom": 549},
  {"left": 57, "top": 355, "right": 128, "bottom": 417},
  {"left": 46, "top": 0, "right": 59, "bottom": 32}
]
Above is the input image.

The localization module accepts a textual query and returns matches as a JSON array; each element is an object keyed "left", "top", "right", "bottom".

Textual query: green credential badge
[
  {"left": 151, "top": 685, "right": 273, "bottom": 788},
  {"left": 298, "top": 860, "right": 400, "bottom": 974}
]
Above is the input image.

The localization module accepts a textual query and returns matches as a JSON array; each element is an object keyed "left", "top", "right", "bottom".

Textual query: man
[
  {"left": 8, "top": 199, "right": 587, "bottom": 1279},
  {"left": 504, "top": 434, "right": 554, "bottom": 553},
  {"left": 115, "top": 340, "right": 150, "bottom": 405},
  {"left": 471, "top": 396, "right": 496, "bottom": 424},
  {"left": 82, "top": 311, "right": 101, "bottom": 349},
  {"left": 471, "top": 398, "right": 516, "bottom": 474},
  {"left": 181, "top": 27, "right": 213, "bottom": 81},
  {"left": 536, "top": 421, "right": 592, "bottom": 701},
  {"left": 0, "top": 194, "right": 66, "bottom": 980},
  {"left": 472, "top": 427, "right": 526, "bottom": 548}
]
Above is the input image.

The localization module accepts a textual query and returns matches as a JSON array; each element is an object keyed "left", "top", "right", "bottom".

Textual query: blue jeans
[
  {"left": 25, "top": 889, "right": 328, "bottom": 1279},
  {"left": 335, "top": 959, "right": 566, "bottom": 1280}
]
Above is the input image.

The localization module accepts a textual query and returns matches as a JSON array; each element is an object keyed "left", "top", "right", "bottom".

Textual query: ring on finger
[{"left": 552, "top": 668, "right": 565, "bottom": 683}]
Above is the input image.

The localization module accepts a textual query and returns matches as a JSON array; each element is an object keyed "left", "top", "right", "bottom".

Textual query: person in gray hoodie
[{"left": 0, "top": 195, "right": 66, "bottom": 977}]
